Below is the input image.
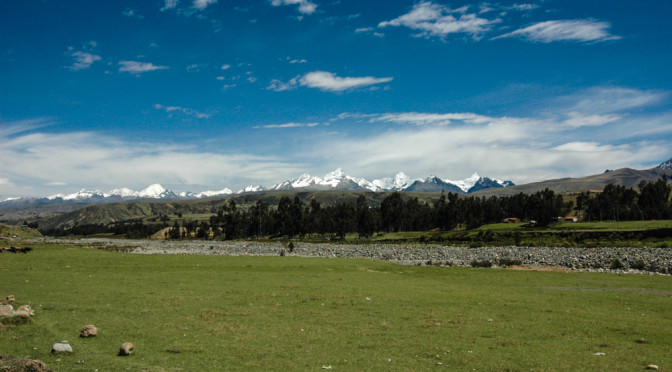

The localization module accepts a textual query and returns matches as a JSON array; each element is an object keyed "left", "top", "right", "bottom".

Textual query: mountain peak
[
  {"left": 139, "top": 184, "right": 167, "bottom": 198},
  {"left": 658, "top": 157, "right": 672, "bottom": 170}
]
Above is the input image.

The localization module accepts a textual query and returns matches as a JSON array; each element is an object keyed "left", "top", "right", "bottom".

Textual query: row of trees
[
  {"left": 182, "top": 188, "right": 573, "bottom": 240},
  {"left": 575, "top": 177, "right": 672, "bottom": 221}
]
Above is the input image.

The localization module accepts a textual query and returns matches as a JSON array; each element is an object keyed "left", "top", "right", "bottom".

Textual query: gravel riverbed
[{"left": 38, "top": 237, "right": 672, "bottom": 275}]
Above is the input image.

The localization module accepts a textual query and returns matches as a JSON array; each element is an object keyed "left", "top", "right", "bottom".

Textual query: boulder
[
  {"left": 0, "top": 304, "right": 14, "bottom": 317},
  {"left": 80, "top": 324, "right": 98, "bottom": 338},
  {"left": 16, "top": 305, "right": 35, "bottom": 316},
  {"left": 118, "top": 342, "right": 134, "bottom": 356},
  {"left": 52, "top": 343, "right": 73, "bottom": 353}
]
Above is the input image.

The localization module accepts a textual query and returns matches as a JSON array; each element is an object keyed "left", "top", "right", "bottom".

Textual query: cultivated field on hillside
[{"left": 1, "top": 242, "right": 670, "bottom": 371}]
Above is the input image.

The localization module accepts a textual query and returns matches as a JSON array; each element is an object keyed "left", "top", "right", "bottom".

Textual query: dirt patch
[{"left": 0, "top": 356, "right": 53, "bottom": 372}]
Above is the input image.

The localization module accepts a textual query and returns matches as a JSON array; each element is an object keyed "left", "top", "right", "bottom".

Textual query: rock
[
  {"left": 14, "top": 309, "right": 31, "bottom": 318},
  {"left": 16, "top": 305, "right": 35, "bottom": 316},
  {"left": 52, "top": 343, "right": 73, "bottom": 353},
  {"left": 0, "top": 304, "right": 14, "bottom": 317},
  {"left": 6, "top": 295, "right": 15, "bottom": 303},
  {"left": 80, "top": 324, "right": 98, "bottom": 338},
  {"left": 635, "top": 338, "right": 647, "bottom": 344},
  {"left": 646, "top": 365, "right": 659, "bottom": 370},
  {"left": 118, "top": 342, "right": 134, "bottom": 356}
]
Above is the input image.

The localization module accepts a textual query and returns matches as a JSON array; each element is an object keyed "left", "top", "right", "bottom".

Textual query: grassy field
[{"left": 1, "top": 242, "right": 671, "bottom": 371}]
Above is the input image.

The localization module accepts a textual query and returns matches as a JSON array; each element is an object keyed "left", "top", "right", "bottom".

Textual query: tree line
[
  {"left": 170, "top": 188, "right": 574, "bottom": 240},
  {"left": 575, "top": 177, "right": 672, "bottom": 221},
  {"left": 41, "top": 177, "right": 671, "bottom": 239}
]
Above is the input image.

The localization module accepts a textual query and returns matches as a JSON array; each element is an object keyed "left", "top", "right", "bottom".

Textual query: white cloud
[
  {"left": 254, "top": 122, "right": 320, "bottom": 129},
  {"left": 493, "top": 19, "right": 620, "bottom": 43},
  {"left": 161, "top": 0, "right": 179, "bottom": 11},
  {"left": 122, "top": 8, "right": 144, "bottom": 18},
  {"left": 154, "top": 104, "right": 210, "bottom": 119},
  {"left": 355, "top": 27, "right": 373, "bottom": 33},
  {"left": 563, "top": 112, "right": 621, "bottom": 127},
  {"left": 0, "top": 130, "right": 304, "bottom": 197},
  {"left": 118, "top": 61, "right": 169, "bottom": 73},
  {"left": 267, "top": 77, "right": 299, "bottom": 92},
  {"left": 299, "top": 71, "right": 392, "bottom": 92},
  {"left": 193, "top": 0, "right": 217, "bottom": 10},
  {"left": 270, "top": 0, "right": 317, "bottom": 15},
  {"left": 69, "top": 51, "right": 101, "bottom": 70},
  {"left": 379, "top": 1, "right": 500, "bottom": 39},
  {"left": 553, "top": 142, "right": 617, "bottom": 152},
  {"left": 373, "top": 112, "right": 492, "bottom": 125},
  {"left": 221, "top": 64, "right": 231, "bottom": 70},
  {"left": 563, "top": 87, "right": 666, "bottom": 114}
]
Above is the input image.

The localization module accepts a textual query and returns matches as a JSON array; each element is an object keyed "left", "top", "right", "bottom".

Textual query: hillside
[
  {"left": 472, "top": 167, "right": 672, "bottom": 197},
  {"left": 33, "top": 190, "right": 443, "bottom": 231},
  {"left": 10, "top": 166, "right": 672, "bottom": 231}
]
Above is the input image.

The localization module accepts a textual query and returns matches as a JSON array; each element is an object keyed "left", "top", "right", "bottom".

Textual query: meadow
[{"left": 1, "top": 242, "right": 671, "bottom": 371}]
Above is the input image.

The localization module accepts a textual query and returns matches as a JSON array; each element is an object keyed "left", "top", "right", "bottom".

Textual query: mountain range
[{"left": 3, "top": 169, "right": 514, "bottom": 204}]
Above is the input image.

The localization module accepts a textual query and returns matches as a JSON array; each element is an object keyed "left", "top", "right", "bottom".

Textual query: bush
[
  {"left": 471, "top": 260, "right": 493, "bottom": 268},
  {"left": 498, "top": 258, "right": 522, "bottom": 267},
  {"left": 630, "top": 259, "right": 647, "bottom": 270},
  {"left": 610, "top": 258, "right": 624, "bottom": 270}
]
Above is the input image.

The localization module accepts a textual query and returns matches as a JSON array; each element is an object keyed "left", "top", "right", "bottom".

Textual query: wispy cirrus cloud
[
  {"left": 68, "top": 51, "right": 101, "bottom": 70},
  {"left": 118, "top": 61, "right": 169, "bottom": 73},
  {"left": 160, "top": 0, "right": 179, "bottom": 11},
  {"left": 254, "top": 122, "right": 321, "bottom": 129},
  {"left": 270, "top": 0, "right": 317, "bottom": 15},
  {"left": 153, "top": 104, "right": 210, "bottom": 119},
  {"left": 193, "top": 0, "right": 217, "bottom": 10},
  {"left": 299, "top": 71, "right": 392, "bottom": 92},
  {"left": 379, "top": 1, "right": 500, "bottom": 40},
  {"left": 268, "top": 71, "right": 392, "bottom": 92},
  {"left": 122, "top": 8, "right": 144, "bottom": 19},
  {"left": 492, "top": 19, "right": 620, "bottom": 43}
]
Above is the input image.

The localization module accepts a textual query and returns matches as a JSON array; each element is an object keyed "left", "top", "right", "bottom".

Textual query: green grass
[{"left": 1, "top": 243, "right": 671, "bottom": 371}]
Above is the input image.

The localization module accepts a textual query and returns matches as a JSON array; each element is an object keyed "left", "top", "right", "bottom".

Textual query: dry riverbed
[{"left": 32, "top": 237, "right": 672, "bottom": 275}]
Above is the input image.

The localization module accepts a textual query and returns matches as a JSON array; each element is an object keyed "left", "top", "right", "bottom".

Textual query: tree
[{"left": 356, "top": 195, "right": 376, "bottom": 238}]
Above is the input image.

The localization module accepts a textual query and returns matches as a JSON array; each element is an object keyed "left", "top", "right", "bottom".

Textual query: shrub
[
  {"left": 610, "top": 258, "right": 624, "bottom": 270},
  {"left": 630, "top": 259, "right": 647, "bottom": 270},
  {"left": 471, "top": 260, "right": 493, "bottom": 268},
  {"left": 498, "top": 258, "right": 522, "bottom": 267}
]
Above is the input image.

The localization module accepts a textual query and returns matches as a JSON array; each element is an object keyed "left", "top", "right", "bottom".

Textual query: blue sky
[{"left": 1, "top": 0, "right": 671, "bottom": 197}]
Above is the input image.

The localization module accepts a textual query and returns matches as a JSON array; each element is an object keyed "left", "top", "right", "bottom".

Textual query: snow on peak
[
  {"left": 292, "top": 173, "right": 318, "bottom": 188},
  {"left": 446, "top": 172, "right": 482, "bottom": 193},
  {"left": 139, "top": 184, "right": 167, "bottom": 198},
  {"left": 194, "top": 188, "right": 233, "bottom": 198},
  {"left": 321, "top": 168, "right": 347, "bottom": 187},
  {"left": 394, "top": 172, "right": 414, "bottom": 189},
  {"left": 108, "top": 187, "right": 140, "bottom": 198},
  {"left": 237, "top": 185, "right": 265, "bottom": 194}
]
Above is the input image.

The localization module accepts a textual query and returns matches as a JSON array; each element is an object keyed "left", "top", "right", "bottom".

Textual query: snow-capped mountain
[
  {"left": 4, "top": 169, "right": 514, "bottom": 204},
  {"left": 268, "top": 169, "right": 514, "bottom": 194},
  {"left": 659, "top": 157, "right": 672, "bottom": 170}
]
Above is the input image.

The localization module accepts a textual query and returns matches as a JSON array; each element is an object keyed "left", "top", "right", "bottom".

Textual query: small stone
[
  {"left": 646, "top": 365, "right": 659, "bottom": 370},
  {"left": 635, "top": 338, "right": 647, "bottom": 344},
  {"left": 6, "top": 295, "right": 15, "bottom": 303},
  {"left": 80, "top": 324, "right": 98, "bottom": 338},
  {"left": 118, "top": 342, "right": 134, "bottom": 356},
  {"left": 52, "top": 343, "right": 73, "bottom": 353}
]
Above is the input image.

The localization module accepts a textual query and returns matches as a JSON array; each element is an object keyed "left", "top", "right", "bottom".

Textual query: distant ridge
[
  {"left": 2, "top": 169, "right": 514, "bottom": 204},
  {"left": 473, "top": 167, "right": 672, "bottom": 197}
]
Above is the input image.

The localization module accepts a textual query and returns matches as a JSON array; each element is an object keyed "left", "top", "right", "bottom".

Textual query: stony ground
[{"left": 34, "top": 237, "right": 672, "bottom": 275}]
